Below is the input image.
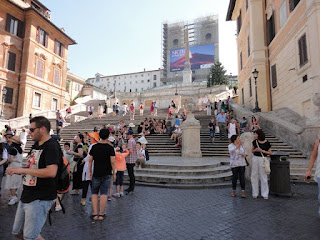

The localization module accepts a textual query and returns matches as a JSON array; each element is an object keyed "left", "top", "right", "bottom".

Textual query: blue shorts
[
  {"left": 91, "top": 175, "right": 111, "bottom": 195},
  {"left": 12, "top": 199, "right": 55, "bottom": 240}
]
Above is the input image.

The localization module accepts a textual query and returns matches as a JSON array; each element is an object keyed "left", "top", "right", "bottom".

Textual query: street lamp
[
  {"left": 252, "top": 68, "right": 261, "bottom": 112},
  {"left": 209, "top": 73, "right": 212, "bottom": 94},
  {"left": 0, "top": 87, "right": 7, "bottom": 119},
  {"left": 175, "top": 72, "right": 178, "bottom": 95}
]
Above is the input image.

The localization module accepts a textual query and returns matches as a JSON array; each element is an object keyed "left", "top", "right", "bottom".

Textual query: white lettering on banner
[
  {"left": 23, "top": 149, "right": 43, "bottom": 186},
  {"left": 171, "top": 49, "right": 185, "bottom": 57}
]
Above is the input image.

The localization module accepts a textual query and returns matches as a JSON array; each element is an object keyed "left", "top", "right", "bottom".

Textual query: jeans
[
  {"left": 231, "top": 166, "right": 246, "bottom": 190},
  {"left": 126, "top": 163, "right": 135, "bottom": 191},
  {"left": 91, "top": 175, "right": 111, "bottom": 195},
  {"left": 12, "top": 199, "right": 55, "bottom": 240},
  {"left": 210, "top": 129, "right": 215, "bottom": 139},
  {"left": 317, "top": 178, "right": 320, "bottom": 217}
]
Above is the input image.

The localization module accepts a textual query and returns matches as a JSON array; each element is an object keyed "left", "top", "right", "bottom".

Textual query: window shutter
[
  {"left": 271, "top": 64, "right": 277, "bottom": 88},
  {"left": 54, "top": 40, "right": 57, "bottom": 54},
  {"left": 289, "top": 0, "right": 295, "bottom": 11},
  {"left": 302, "top": 35, "right": 308, "bottom": 63},
  {"left": 36, "top": 27, "right": 40, "bottom": 42},
  {"left": 61, "top": 44, "right": 64, "bottom": 58},
  {"left": 45, "top": 33, "right": 48, "bottom": 48},
  {"left": 5, "top": 14, "right": 12, "bottom": 32},
  {"left": 8, "top": 52, "right": 16, "bottom": 72},
  {"left": 17, "top": 21, "right": 24, "bottom": 38},
  {"left": 4, "top": 87, "right": 13, "bottom": 104}
]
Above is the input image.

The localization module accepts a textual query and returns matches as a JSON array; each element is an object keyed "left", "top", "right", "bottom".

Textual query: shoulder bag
[{"left": 256, "top": 140, "right": 271, "bottom": 174}]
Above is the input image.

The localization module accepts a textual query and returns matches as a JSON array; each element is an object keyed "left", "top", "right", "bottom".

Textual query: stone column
[{"left": 181, "top": 100, "right": 202, "bottom": 157}]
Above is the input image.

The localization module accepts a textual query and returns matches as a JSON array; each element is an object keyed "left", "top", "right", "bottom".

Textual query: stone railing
[
  {"left": 0, "top": 103, "right": 87, "bottom": 130},
  {"left": 231, "top": 103, "right": 319, "bottom": 158}
]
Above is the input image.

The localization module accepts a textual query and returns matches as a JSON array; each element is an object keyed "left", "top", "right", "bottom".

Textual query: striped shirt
[{"left": 125, "top": 138, "right": 137, "bottom": 164}]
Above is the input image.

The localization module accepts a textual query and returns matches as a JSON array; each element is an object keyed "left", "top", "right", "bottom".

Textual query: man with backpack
[{"left": 6, "top": 116, "right": 61, "bottom": 240}]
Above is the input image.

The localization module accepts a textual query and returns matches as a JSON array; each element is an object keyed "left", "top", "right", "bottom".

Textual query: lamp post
[
  {"left": 175, "top": 72, "right": 178, "bottom": 95},
  {"left": 0, "top": 87, "right": 7, "bottom": 119},
  {"left": 252, "top": 68, "right": 261, "bottom": 112},
  {"left": 209, "top": 73, "right": 212, "bottom": 94}
]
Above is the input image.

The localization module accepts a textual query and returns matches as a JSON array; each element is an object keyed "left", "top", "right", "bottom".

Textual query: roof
[
  {"left": 7, "top": 0, "right": 76, "bottom": 45},
  {"left": 88, "top": 69, "right": 161, "bottom": 80},
  {"left": 226, "top": 0, "right": 236, "bottom": 21}
]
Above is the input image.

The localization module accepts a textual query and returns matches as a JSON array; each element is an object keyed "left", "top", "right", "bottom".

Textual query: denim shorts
[
  {"left": 91, "top": 175, "right": 111, "bottom": 195},
  {"left": 12, "top": 199, "right": 55, "bottom": 240},
  {"left": 115, "top": 171, "right": 124, "bottom": 186}
]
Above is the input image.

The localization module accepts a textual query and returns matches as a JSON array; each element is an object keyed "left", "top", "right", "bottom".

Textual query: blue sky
[{"left": 41, "top": 0, "right": 237, "bottom": 79}]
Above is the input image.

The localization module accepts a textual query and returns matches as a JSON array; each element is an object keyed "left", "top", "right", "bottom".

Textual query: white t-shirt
[{"left": 122, "top": 104, "right": 127, "bottom": 111}]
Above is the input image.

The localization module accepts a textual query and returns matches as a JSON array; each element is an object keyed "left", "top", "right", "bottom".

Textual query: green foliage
[{"left": 207, "top": 61, "right": 229, "bottom": 87}]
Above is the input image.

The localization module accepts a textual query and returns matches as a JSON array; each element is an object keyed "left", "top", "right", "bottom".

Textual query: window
[
  {"left": 249, "top": 78, "right": 252, "bottom": 97},
  {"left": 205, "top": 33, "right": 212, "bottom": 41},
  {"left": 289, "top": 0, "right": 301, "bottom": 12},
  {"left": 298, "top": 34, "right": 308, "bottom": 67},
  {"left": 3, "top": 87, "right": 13, "bottom": 104},
  {"left": 247, "top": 36, "right": 250, "bottom": 57},
  {"left": 153, "top": 75, "right": 157, "bottom": 80},
  {"left": 5, "top": 14, "right": 24, "bottom": 38},
  {"left": 36, "top": 59, "right": 44, "bottom": 79},
  {"left": 302, "top": 74, "right": 308, "bottom": 82},
  {"left": 141, "top": 80, "right": 144, "bottom": 83},
  {"left": 153, "top": 83, "right": 157, "bottom": 88},
  {"left": 237, "top": 10, "right": 242, "bottom": 34},
  {"left": 240, "top": 52, "right": 243, "bottom": 70},
  {"left": 246, "top": 0, "right": 248, "bottom": 11},
  {"left": 37, "top": 27, "right": 48, "bottom": 47},
  {"left": 54, "top": 40, "right": 64, "bottom": 57},
  {"left": 141, "top": 74, "right": 144, "bottom": 77},
  {"left": 33, "top": 92, "right": 41, "bottom": 108},
  {"left": 135, "top": 89, "right": 138, "bottom": 92},
  {"left": 267, "top": 13, "right": 275, "bottom": 45},
  {"left": 147, "top": 79, "right": 150, "bottom": 82},
  {"left": 241, "top": 88, "right": 244, "bottom": 105},
  {"left": 54, "top": 69, "right": 60, "bottom": 85},
  {"left": 7, "top": 51, "right": 16, "bottom": 72},
  {"left": 173, "top": 39, "right": 178, "bottom": 46},
  {"left": 271, "top": 64, "right": 277, "bottom": 88},
  {"left": 279, "top": 1, "right": 288, "bottom": 27},
  {"left": 52, "top": 98, "right": 58, "bottom": 111}
]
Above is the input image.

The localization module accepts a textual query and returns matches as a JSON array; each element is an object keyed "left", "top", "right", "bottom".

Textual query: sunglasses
[{"left": 29, "top": 127, "right": 39, "bottom": 132}]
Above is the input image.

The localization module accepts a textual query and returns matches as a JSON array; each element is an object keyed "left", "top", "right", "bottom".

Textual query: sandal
[
  {"left": 90, "top": 214, "right": 98, "bottom": 220},
  {"left": 98, "top": 214, "right": 106, "bottom": 221},
  {"left": 231, "top": 190, "right": 236, "bottom": 197}
]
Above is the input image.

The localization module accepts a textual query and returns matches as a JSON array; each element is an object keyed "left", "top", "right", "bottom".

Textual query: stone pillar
[{"left": 181, "top": 100, "right": 202, "bottom": 157}]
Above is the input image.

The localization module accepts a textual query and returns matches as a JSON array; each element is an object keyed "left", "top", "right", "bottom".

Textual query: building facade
[
  {"left": 227, "top": 0, "right": 320, "bottom": 118},
  {"left": 66, "top": 71, "right": 85, "bottom": 102},
  {"left": 0, "top": 0, "right": 76, "bottom": 119},
  {"left": 87, "top": 69, "right": 161, "bottom": 93},
  {"left": 161, "top": 15, "right": 219, "bottom": 85}
]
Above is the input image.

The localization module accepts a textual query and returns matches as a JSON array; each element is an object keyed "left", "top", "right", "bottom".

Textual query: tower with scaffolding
[{"left": 161, "top": 15, "right": 219, "bottom": 85}]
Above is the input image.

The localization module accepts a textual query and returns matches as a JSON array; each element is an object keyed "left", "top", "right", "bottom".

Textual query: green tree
[{"left": 207, "top": 61, "right": 229, "bottom": 87}]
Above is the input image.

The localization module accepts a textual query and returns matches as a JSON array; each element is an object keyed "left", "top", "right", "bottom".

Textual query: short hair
[
  {"left": 255, "top": 129, "right": 265, "bottom": 141},
  {"left": 136, "top": 142, "right": 141, "bottom": 146},
  {"left": 30, "top": 116, "right": 51, "bottom": 133},
  {"left": 64, "top": 142, "right": 70, "bottom": 147},
  {"left": 99, "top": 128, "right": 110, "bottom": 140},
  {"left": 230, "top": 135, "right": 238, "bottom": 143}
]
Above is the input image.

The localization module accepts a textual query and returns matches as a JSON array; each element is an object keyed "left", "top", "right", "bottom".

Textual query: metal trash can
[{"left": 269, "top": 151, "right": 291, "bottom": 196}]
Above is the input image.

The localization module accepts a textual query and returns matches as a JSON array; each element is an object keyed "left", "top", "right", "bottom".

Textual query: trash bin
[{"left": 269, "top": 151, "right": 291, "bottom": 197}]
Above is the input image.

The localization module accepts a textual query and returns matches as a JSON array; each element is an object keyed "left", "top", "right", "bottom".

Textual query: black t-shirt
[
  {"left": 208, "top": 122, "right": 215, "bottom": 129},
  {"left": 89, "top": 143, "right": 115, "bottom": 177},
  {"left": 137, "top": 126, "right": 143, "bottom": 134},
  {"left": 73, "top": 144, "right": 83, "bottom": 161},
  {"left": 252, "top": 140, "right": 271, "bottom": 157},
  {"left": 21, "top": 138, "right": 60, "bottom": 203}
]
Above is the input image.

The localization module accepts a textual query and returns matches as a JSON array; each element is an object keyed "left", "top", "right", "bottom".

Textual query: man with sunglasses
[{"left": 6, "top": 116, "right": 60, "bottom": 240}]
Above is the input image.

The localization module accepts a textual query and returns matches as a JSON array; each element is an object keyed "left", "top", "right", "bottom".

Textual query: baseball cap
[{"left": 126, "top": 129, "right": 134, "bottom": 135}]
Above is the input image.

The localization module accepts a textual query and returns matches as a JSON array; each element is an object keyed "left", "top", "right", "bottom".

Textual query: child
[
  {"left": 112, "top": 144, "right": 129, "bottom": 198},
  {"left": 135, "top": 142, "right": 145, "bottom": 169}
]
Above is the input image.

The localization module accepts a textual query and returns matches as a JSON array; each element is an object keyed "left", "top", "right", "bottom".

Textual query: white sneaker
[
  {"left": 55, "top": 204, "right": 62, "bottom": 212},
  {"left": 8, "top": 196, "right": 18, "bottom": 206}
]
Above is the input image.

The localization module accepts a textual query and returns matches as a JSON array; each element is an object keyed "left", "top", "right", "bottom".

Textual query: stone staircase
[{"left": 23, "top": 105, "right": 309, "bottom": 187}]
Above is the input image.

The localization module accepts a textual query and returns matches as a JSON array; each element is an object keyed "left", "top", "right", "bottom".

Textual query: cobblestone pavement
[{"left": 0, "top": 184, "right": 320, "bottom": 240}]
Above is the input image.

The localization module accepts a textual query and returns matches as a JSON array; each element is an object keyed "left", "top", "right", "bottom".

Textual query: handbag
[
  {"left": 256, "top": 140, "right": 270, "bottom": 174},
  {"left": 215, "top": 126, "right": 220, "bottom": 133},
  {"left": 245, "top": 157, "right": 249, "bottom": 166}
]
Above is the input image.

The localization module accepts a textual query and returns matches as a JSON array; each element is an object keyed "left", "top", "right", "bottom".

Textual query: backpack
[
  {"left": 55, "top": 141, "right": 71, "bottom": 194},
  {"left": 145, "top": 149, "right": 150, "bottom": 161}
]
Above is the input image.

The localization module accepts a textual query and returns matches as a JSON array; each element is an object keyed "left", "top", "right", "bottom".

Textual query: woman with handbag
[
  {"left": 228, "top": 135, "right": 247, "bottom": 198},
  {"left": 251, "top": 129, "right": 272, "bottom": 199},
  {"left": 67, "top": 134, "right": 84, "bottom": 195}
]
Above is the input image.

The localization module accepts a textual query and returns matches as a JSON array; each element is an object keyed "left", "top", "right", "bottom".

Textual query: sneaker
[
  {"left": 112, "top": 193, "right": 120, "bottom": 198},
  {"left": 107, "top": 196, "right": 112, "bottom": 201},
  {"left": 55, "top": 204, "right": 62, "bottom": 211},
  {"left": 81, "top": 199, "right": 86, "bottom": 206},
  {"left": 120, "top": 192, "right": 124, "bottom": 197},
  {"left": 8, "top": 196, "right": 18, "bottom": 206}
]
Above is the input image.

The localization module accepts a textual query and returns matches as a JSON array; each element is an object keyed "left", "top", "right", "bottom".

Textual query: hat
[
  {"left": 106, "top": 124, "right": 111, "bottom": 128},
  {"left": 4, "top": 131, "right": 14, "bottom": 137},
  {"left": 11, "top": 136, "right": 22, "bottom": 145},
  {"left": 138, "top": 136, "right": 148, "bottom": 145},
  {"left": 128, "top": 123, "right": 135, "bottom": 128},
  {"left": 108, "top": 136, "right": 115, "bottom": 142},
  {"left": 88, "top": 132, "right": 100, "bottom": 144},
  {"left": 126, "top": 129, "right": 134, "bottom": 135}
]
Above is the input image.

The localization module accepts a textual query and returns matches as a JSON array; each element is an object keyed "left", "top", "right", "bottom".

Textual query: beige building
[
  {"left": 0, "top": 0, "right": 76, "bottom": 119},
  {"left": 227, "top": 0, "right": 320, "bottom": 118},
  {"left": 66, "top": 72, "right": 85, "bottom": 102}
]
